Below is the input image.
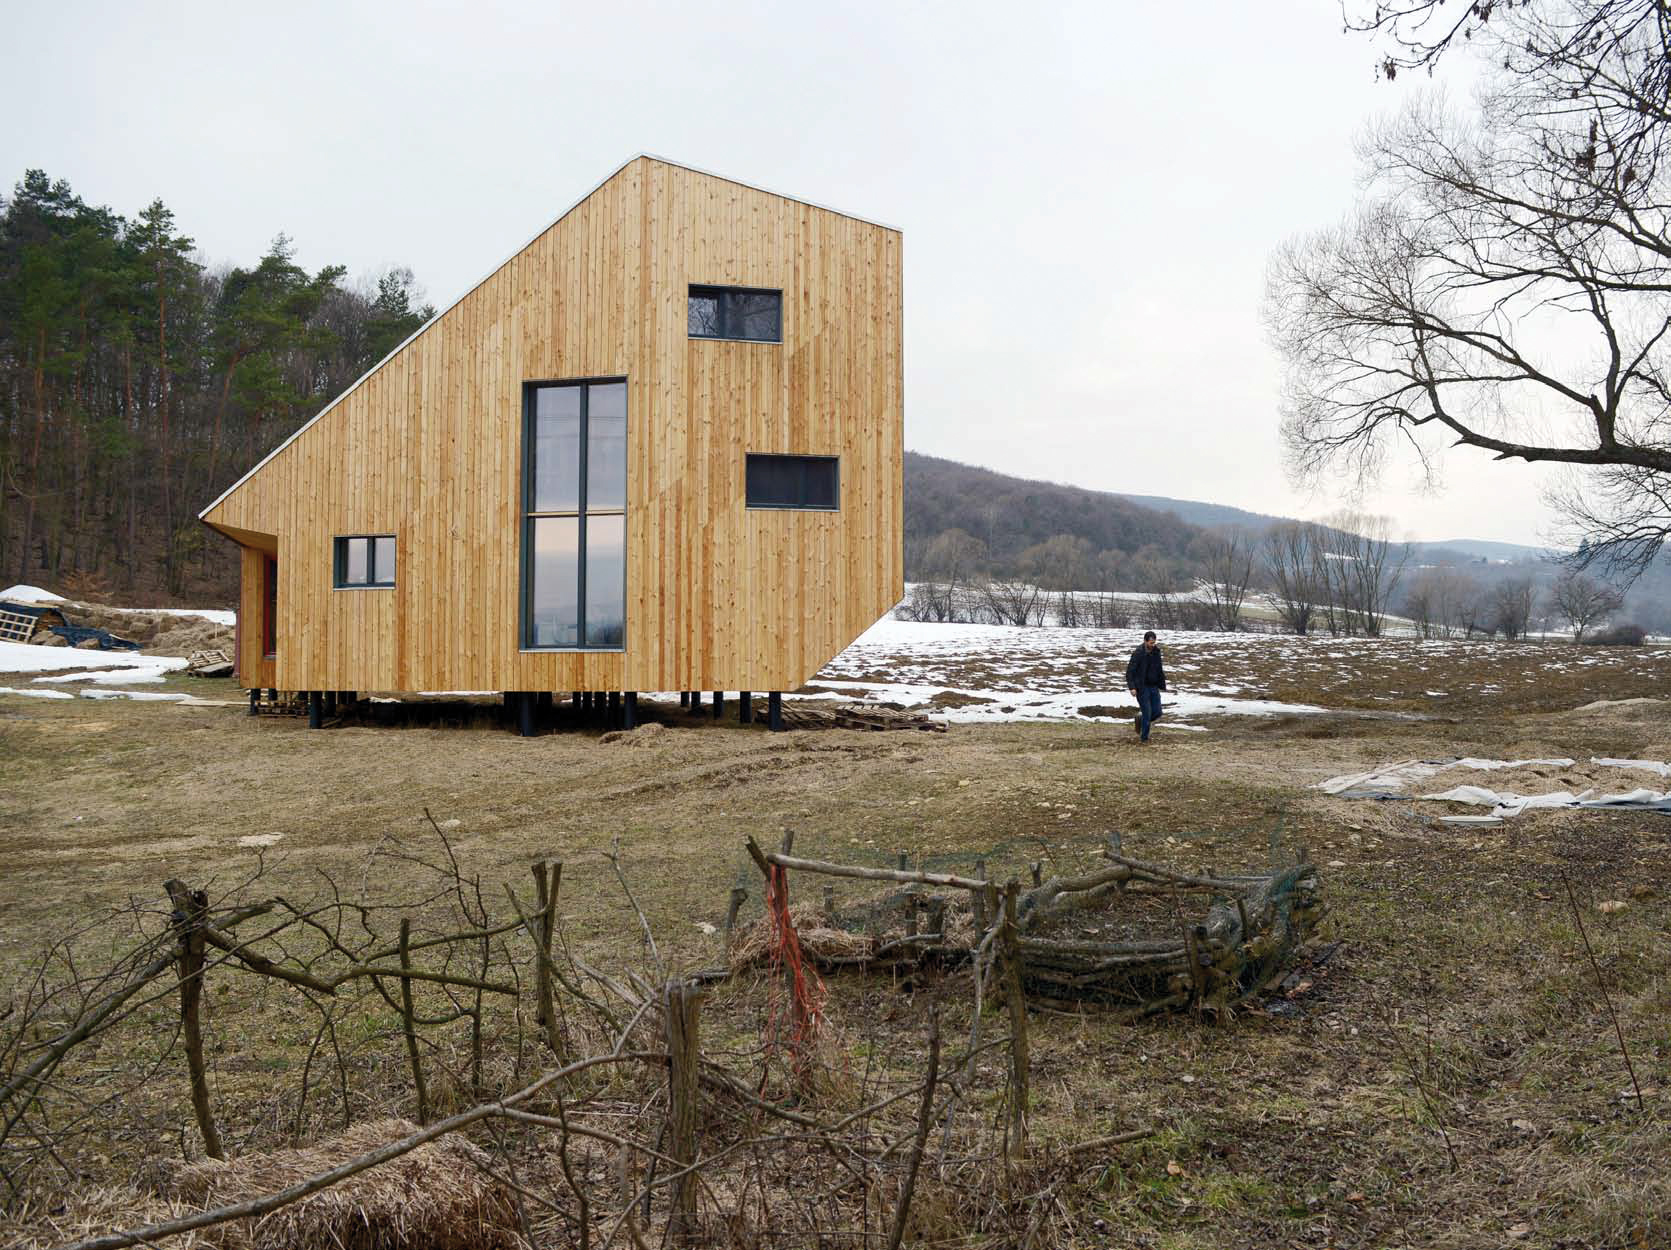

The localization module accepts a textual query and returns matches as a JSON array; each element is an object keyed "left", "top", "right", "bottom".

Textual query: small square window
[
  {"left": 689, "top": 286, "right": 781, "bottom": 342},
  {"left": 335, "top": 535, "right": 396, "bottom": 587}
]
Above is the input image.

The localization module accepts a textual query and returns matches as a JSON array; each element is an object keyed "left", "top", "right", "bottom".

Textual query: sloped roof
[{"left": 199, "top": 154, "right": 898, "bottom": 523}]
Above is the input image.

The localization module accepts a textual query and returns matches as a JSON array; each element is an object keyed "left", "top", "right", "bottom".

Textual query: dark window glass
[
  {"left": 263, "top": 557, "right": 277, "bottom": 657},
  {"left": 523, "top": 379, "right": 627, "bottom": 649},
  {"left": 746, "top": 454, "right": 839, "bottom": 510},
  {"left": 687, "top": 290, "right": 721, "bottom": 338},
  {"left": 688, "top": 286, "right": 782, "bottom": 342},
  {"left": 335, "top": 535, "right": 396, "bottom": 588}
]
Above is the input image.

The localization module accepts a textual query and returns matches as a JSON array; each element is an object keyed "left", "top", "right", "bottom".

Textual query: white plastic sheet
[
  {"left": 1319, "top": 755, "right": 1671, "bottom": 818},
  {"left": 1317, "top": 758, "right": 1574, "bottom": 797}
]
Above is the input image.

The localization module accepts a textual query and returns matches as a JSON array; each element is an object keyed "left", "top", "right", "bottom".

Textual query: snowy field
[
  {"left": 801, "top": 619, "right": 1324, "bottom": 727},
  {"left": 802, "top": 616, "right": 1670, "bottom": 726}
]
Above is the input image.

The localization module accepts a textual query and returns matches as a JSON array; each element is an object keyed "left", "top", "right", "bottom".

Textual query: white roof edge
[
  {"left": 198, "top": 154, "right": 900, "bottom": 522},
  {"left": 634, "top": 152, "right": 903, "bottom": 233}
]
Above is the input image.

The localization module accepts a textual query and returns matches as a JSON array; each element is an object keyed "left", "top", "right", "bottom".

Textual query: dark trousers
[{"left": 1136, "top": 685, "right": 1163, "bottom": 740}]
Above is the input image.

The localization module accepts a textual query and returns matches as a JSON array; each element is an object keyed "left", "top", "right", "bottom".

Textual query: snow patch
[
  {"left": 78, "top": 689, "right": 191, "bottom": 702},
  {"left": 107, "top": 604, "right": 236, "bottom": 627},
  {"left": 0, "top": 640, "right": 187, "bottom": 676},
  {"left": 0, "top": 584, "right": 66, "bottom": 604},
  {"left": 0, "top": 686, "right": 74, "bottom": 700},
  {"left": 34, "top": 668, "right": 167, "bottom": 686}
]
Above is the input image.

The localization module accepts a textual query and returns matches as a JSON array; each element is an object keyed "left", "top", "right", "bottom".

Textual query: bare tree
[
  {"left": 1086, "top": 550, "right": 1134, "bottom": 629},
  {"left": 1457, "top": 585, "right": 1495, "bottom": 639},
  {"left": 910, "top": 528, "right": 989, "bottom": 622},
  {"left": 1200, "top": 529, "right": 1256, "bottom": 632},
  {"left": 982, "top": 580, "right": 1044, "bottom": 627},
  {"left": 1017, "top": 534, "right": 1095, "bottom": 626},
  {"left": 1262, "top": 522, "right": 1324, "bottom": 634},
  {"left": 1491, "top": 576, "right": 1538, "bottom": 640},
  {"left": 1402, "top": 565, "right": 1475, "bottom": 638},
  {"left": 1274, "top": 2, "right": 1671, "bottom": 581},
  {"left": 1402, "top": 572, "right": 1439, "bottom": 639},
  {"left": 1313, "top": 512, "right": 1409, "bottom": 636},
  {"left": 1548, "top": 568, "right": 1626, "bottom": 639}
]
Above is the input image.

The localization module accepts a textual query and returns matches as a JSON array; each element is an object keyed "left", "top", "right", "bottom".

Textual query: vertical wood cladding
[{"left": 201, "top": 158, "right": 903, "bottom": 693}]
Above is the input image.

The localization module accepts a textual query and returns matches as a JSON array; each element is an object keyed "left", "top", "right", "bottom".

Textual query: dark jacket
[{"left": 1126, "top": 644, "right": 1166, "bottom": 690}]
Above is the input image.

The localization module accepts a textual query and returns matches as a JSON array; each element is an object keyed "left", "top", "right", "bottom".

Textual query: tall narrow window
[
  {"left": 263, "top": 556, "right": 278, "bottom": 658},
  {"left": 524, "top": 380, "right": 626, "bottom": 649},
  {"left": 688, "top": 286, "right": 782, "bottom": 342}
]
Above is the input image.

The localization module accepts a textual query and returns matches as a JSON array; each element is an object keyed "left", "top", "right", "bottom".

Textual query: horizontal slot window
[
  {"left": 334, "top": 535, "right": 395, "bottom": 588},
  {"left": 688, "top": 285, "right": 781, "bottom": 342},
  {"left": 746, "top": 453, "right": 839, "bottom": 511}
]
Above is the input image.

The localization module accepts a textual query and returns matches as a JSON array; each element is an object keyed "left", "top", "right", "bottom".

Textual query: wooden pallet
[
  {"left": 186, "top": 649, "right": 235, "bottom": 677},
  {"left": 777, "top": 702, "right": 947, "bottom": 733},
  {"left": 0, "top": 606, "right": 38, "bottom": 643}
]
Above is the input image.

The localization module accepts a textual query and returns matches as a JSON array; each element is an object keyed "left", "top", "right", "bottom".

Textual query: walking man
[{"left": 1125, "top": 630, "right": 1167, "bottom": 743}]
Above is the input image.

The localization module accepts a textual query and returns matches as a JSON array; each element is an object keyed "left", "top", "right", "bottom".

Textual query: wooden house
[{"left": 198, "top": 156, "right": 903, "bottom": 730}]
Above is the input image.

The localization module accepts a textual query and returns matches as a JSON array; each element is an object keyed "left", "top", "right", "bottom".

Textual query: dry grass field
[{"left": 1, "top": 637, "right": 1668, "bottom": 1249}]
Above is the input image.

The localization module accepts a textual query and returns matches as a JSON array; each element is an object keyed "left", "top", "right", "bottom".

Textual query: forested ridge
[{"left": 0, "top": 170, "right": 432, "bottom": 603}]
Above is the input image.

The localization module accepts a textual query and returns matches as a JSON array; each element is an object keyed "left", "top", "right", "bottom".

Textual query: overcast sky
[{"left": 1, "top": 1, "right": 1554, "bottom": 545}]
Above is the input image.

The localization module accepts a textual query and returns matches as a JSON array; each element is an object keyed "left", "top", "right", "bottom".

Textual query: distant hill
[
  {"left": 904, "top": 452, "right": 1202, "bottom": 564},
  {"left": 1112, "top": 494, "right": 1290, "bottom": 534},
  {"left": 1409, "top": 538, "right": 1558, "bottom": 563},
  {"left": 1115, "top": 493, "right": 1555, "bottom": 563},
  {"left": 908, "top": 456, "right": 1558, "bottom": 569},
  {"left": 904, "top": 451, "right": 1670, "bottom": 630}
]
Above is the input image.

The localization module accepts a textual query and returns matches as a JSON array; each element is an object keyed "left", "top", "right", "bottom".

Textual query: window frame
[
  {"left": 745, "top": 452, "right": 841, "bottom": 512},
  {"left": 687, "top": 285, "right": 784, "bottom": 343},
  {"left": 520, "top": 377, "right": 628, "bottom": 652},
  {"left": 332, "top": 534, "right": 396, "bottom": 590}
]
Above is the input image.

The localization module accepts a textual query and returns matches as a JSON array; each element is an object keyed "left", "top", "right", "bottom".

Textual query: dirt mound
[
  {"left": 147, "top": 619, "right": 236, "bottom": 657},
  {"left": 927, "top": 689, "right": 995, "bottom": 708},
  {"left": 600, "top": 722, "right": 669, "bottom": 745}
]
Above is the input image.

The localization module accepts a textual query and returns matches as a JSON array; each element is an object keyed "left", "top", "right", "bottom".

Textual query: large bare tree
[
  {"left": 1490, "top": 575, "right": 1539, "bottom": 639},
  {"left": 1402, "top": 564, "right": 1476, "bottom": 638},
  {"left": 1262, "top": 521, "right": 1325, "bottom": 634},
  {"left": 1548, "top": 567, "right": 1626, "bottom": 637},
  {"left": 1271, "top": 1, "right": 1671, "bottom": 579},
  {"left": 1198, "top": 529, "right": 1257, "bottom": 631}
]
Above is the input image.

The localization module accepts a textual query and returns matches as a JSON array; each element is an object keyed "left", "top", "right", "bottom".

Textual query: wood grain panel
[{"left": 202, "top": 157, "right": 902, "bottom": 695}]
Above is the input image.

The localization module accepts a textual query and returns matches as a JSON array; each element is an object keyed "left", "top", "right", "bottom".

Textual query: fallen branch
[{"left": 884, "top": 1007, "right": 940, "bottom": 1250}]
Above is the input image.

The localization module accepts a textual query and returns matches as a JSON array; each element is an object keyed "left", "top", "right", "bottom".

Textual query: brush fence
[{"left": 736, "top": 837, "right": 1324, "bottom": 1015}]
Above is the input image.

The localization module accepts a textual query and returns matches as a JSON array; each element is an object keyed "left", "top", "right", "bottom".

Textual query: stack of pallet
[
  {"left": 775, "top": 701, "right": 947, "bottom": 732},
  {"left": 186, "top": 649, "right": 235, "bottom": 678}
]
